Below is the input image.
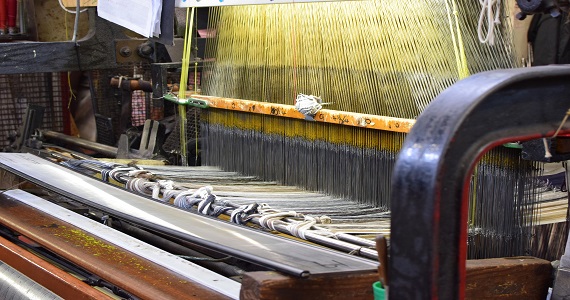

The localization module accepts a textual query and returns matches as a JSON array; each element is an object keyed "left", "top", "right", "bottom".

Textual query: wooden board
[
  {"left": 466, "top": 257, "right": 552, "bottom": 300},
  {"left": 240, "top": 271, "right": 377, "bottom": 300},
  {"left": 241, "top": 257, "right": 552, "bottom": 300}
]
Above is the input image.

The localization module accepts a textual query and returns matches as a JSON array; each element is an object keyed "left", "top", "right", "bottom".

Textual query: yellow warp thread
[
  {"left": 445, "top": 0, "right": 470, "bottom": 80},
  {"left": 178, "top": 7, "right": 196, "bottom": 166},
  {"left": 451, "top": 0, "right": 470, "bottom": 79}
]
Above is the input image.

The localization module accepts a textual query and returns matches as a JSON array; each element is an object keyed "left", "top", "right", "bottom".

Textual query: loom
[{"left": 0, "top": 0, "right": 566, "bottom": 299}]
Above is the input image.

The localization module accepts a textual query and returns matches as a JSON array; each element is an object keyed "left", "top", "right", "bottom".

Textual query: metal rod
[
  {"left": 246, "top": 215, "right": 378, "bottom": 260},
  {"left": 40, "top": 130, "right": 118, "bottom": 158}
]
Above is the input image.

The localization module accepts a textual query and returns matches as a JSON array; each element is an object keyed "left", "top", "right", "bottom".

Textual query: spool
[{"left": 372, "top": 281, "right": 386, "bottom": 300}]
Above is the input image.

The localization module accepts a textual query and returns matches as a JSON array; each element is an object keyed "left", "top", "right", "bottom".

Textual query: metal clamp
[
  {"left": 163, "top": 94, "right": 209, "bottom": 108},
  {"left": 390, "top": 65, "right": 570, "bottom": 299}
]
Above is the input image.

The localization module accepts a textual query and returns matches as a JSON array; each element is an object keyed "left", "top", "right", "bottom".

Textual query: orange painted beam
[{"left": 190, "top": 94, "right": 415, "bottom": 133}]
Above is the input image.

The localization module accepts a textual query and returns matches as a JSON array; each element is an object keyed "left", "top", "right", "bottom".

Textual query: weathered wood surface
[
  {"left": 241, "top": 257, "right": 552, "bottom": 300},
  {"left": 466, "top": 257, "right": 552, "bottom": 300},
  {"left": 241, "top": 271, "right": 378, "bottom": 300}
]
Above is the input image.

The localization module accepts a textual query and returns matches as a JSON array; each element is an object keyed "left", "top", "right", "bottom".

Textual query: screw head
[{"left": 120, "top": 47, "right": 132, "bottom": 57}]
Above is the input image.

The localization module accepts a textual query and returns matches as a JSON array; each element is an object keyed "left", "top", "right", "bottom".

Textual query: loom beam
[
  {"left": 390, "top": 65, "right": 570, "bottom": 299},
  {"left": 0, "top": 190, "right": 231, "bottom": 299},
  {"left": 190, "top": 94, "right": 416, "bottom": 133},
  {"left": 0, "top": 153, "right": 377, "bottom": 278},
  {"left": 0, "top": 235, "right": 110, "bottom": 299}
]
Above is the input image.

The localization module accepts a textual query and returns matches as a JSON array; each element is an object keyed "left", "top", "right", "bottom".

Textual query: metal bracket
[
  {"left": 0, "top": 9, "right": 128, "bottom": 74},
  {"left": 163, "top": 94, "right": 209, "bottom": 108},
  {"left": 116, "top": 120, "right": 165, "bottom": 159},
  {"left": 8, "top": 105, "right": 44, "bottom": 152},
  {"left": 115, "top": 39, "right": 154, "bottom": 63}
]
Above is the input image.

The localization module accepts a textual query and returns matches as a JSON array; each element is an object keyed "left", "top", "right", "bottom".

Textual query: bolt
[
  {"left": 515, "top": 11, "right": 527, "bottom": 20},
  {"left": 138, "top": 43, "right": 154, "bottom": 57},
  {"left": 120, "top": 47, "right": 132, "bottom": 57}
]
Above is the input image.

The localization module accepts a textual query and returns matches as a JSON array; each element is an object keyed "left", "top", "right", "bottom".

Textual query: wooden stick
[
  {"left": 190, "top": 94, "right": 415, "bottom": 133},
  {"left": 375, "top": 235, "right": 389, "bottom": 288}
]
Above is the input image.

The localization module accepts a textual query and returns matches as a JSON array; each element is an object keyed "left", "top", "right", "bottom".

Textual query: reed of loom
[{"left": 182, "top": 0, "right": 559, "bottom": 260}]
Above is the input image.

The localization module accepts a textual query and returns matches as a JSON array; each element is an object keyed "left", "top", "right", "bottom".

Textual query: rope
[
  {"left": 259, "top": 211, "right": 297, "bottom": 231},
  {"left": 101, "top": 169, "right": 111, "bottom": 182},
  {"left": 230, "top": 203, "right": 258, "bottom": 225},
  {"left": 173, "top": 186, "right": 214, "bottom": 209},
  {"left": 211, "top": 205, "right": 233, "bottom": 217},
  {"left": 108, "top": 166, "right": 140, "bottom": 184},
  {"left": 255, "top": 203, "right": 334, "bottom": 239},
  {"left": 126, "top": 178, "right": 149, "bottom": 194},
  {"left": 148, "top": 180, "right": 174, "bottom": 200},
  {"left": 287, "top": 216, "right": 315, "bottom": 239},
  {"left": 294, "top": 93, "right": 323, "bottom": 120},
  {"left": 286, "top": 215, "right": 331, "bottom": 240},
  {"left": 64, "top": 161, "right": 349, "bottom": 247},
  {"left": 158, "top": 188, "right": 179, "bottom": 202},
  {"left": 477, "top": 0, "right": 502, "bottom": 46},
  {"left": 127, "top": 169, "right": 151, "bottom": 178},
  {"left": 197, "top": 194, "right": 216, "bottom": 215}
]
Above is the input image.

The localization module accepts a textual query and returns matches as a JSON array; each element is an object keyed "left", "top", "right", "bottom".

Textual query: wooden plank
[
  {"left": 242, "top": 257, "right": 552, "bottom": 300},
  {"left": 466, "top": 257, "right": 551, "bottom": 300},
  {"left": 240, "top": 271, "right": 377, "bottom": 300},
  {"left": 0, "top": 194, "right": 232, "bottom": 300},
  {"left": 0, "top": 235, "right": 113, "bottom": 300}
]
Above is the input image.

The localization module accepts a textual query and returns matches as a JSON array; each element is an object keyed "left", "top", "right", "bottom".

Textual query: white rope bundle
[
  {"left": 477, "top": 0, "right": 502, "bottom": 45},
  {"left": 259, "top": 211, "right": 298, "bottom": 231},
  {"left": 230, "top": 203, "right": 258, "bottom": 224},
  {"left": 294, "top": 94, "right": 323, "bottom": 119},
  {"left": 150, "top": 180, "right": 175, "bottom": 200},
  {"left": 108, "top": 166, "right": 142, "bottom": 183},
  {"left": 83, "top": 163, "right": 343, "bottom": 244},
  {"left": 173, "top": 186, "right": 214, "bottom": 209}
]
